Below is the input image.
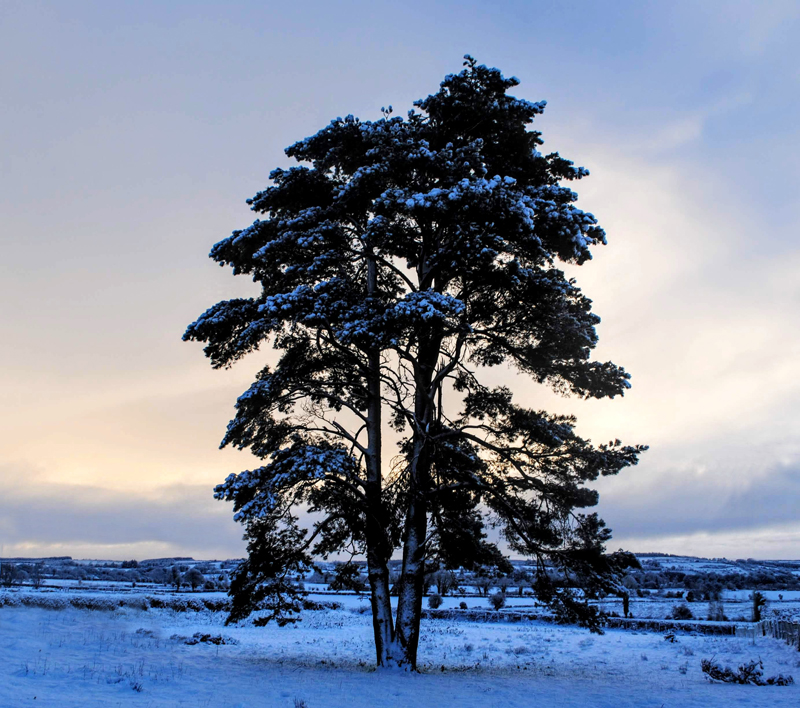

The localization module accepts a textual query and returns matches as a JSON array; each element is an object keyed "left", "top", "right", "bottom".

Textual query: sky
[{"left": 1, "top": 0, "right": 799, "bottom": 561}]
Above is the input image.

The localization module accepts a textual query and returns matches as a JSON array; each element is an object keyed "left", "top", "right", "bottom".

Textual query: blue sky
[{"left": 1, "top": 0, "right": 799, "bottom": 559}]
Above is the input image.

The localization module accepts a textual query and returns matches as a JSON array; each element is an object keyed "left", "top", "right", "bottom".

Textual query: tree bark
[
  {"left": 364, "top": 253, "right": 395, "bottom": 666},
  {"left": 392, "top": 325, "right": 441, "bottom": 669}
]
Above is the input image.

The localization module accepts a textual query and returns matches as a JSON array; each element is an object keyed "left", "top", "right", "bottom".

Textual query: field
[
  {"left": 1, "top": 597, "right": 798, "bottom": 708},
  {"left": 2, "top": 554, "right": 799, "bottom": 706}
]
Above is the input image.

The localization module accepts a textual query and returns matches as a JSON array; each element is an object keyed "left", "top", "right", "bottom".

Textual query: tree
[
  {"left": 512, "top": 569, "right": 531, "bottom": 596},
  {"left": 170, "top": 565, "right": 183, "bottom": 592},
  {"left": 751, "top": 590, "right": 767, "bottom": 622},
  {"left": 328, "top": 562, "right": 367, "bottom": 593},
  {"left": 429, "top": 569, "right": 458, "bottom": 596},
  {"left": 489, "top": 591, "right": 507, "bottom": 610},
  {"left": 185, "top": 56, "right": 646, "bottom": 669},
  {"left": 30, "top": 562, "right": 45, "bottom": 590},
  {"left": 183, "top": 567, "right": 205, "bottom": 592},
  {"left": 0, "top": 563, "right": 17, "bottom": 587}
]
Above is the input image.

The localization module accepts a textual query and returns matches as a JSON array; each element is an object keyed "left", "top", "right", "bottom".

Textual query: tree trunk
[
  {"left": 393, "top": 443, "right": 429, "bottom": 668},
  {"left": 392, "top": 326, "right": 441, "bottom": 670},
  {"left": 364, "top": 253, "right": 395, "bottom": 666}
]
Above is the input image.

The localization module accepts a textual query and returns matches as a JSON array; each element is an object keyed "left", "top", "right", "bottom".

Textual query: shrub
[
  {"left": 488, "top": 592, "right": 506, "bottom": 610},
  {"left": 126, "top": 597, "right": 150, "bottom": 611},
  {"left": 670, "top": 603, "right": 693, "bottom": 620},
  {"left": 701, "top": 658, "right": 793, "bottom": 686},
  {"left": 202, "top": 598, "right": 228, "bottom": 612},
  {"left": 459, "top": 601, "right": 468, "bottom": 610},
  {"left": 427, "top": 593, "right": 443, "bottom": 609},
  {"left": 178, "top": 632, "right": 239, "bottom": 646}
]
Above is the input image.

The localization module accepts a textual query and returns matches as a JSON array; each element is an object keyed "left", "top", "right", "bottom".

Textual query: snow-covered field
[
  {"left": 2, "top": 602, "right": 798, "bottom": 707},
  {"left": 595, "top": 595, "right": 800, "bottom": 622}
]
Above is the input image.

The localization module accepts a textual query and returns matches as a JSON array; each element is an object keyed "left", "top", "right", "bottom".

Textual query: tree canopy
[{"left": 185, "top": 56, "right": 646, "bottom": 669}]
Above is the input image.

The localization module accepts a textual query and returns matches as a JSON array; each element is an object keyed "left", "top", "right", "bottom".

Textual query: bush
[
  {"left": 125, "top": 596, "right": 150, "bottom": 611},
  {"left": 202, "top": 598, "right": 228, "bottom": 612},
  {"left": 701, "top": 658, "right": 793, "bottom": 686},
  {"left": 488, "top": 592, "right": 506, "bottom": 610},
  {"left": 178, "top": 632, "right": 239, "bottom": 646},
  {"left": 427, "top": 593, "right": 443, "bottom": 609},
  {"left": 459, "top": 601, "right": 468, "bottom": 610},
  {"left": 670, "top": 603, "right": 693, "bottom": 620}
]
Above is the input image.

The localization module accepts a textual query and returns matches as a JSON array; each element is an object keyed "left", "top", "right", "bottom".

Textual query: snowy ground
[{"left": 1, "top": 604, "right": 798, "bottom": 708}]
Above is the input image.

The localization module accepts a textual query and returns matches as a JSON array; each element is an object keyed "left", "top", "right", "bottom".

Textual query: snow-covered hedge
[
  {"left": 421, "top": 608, "right": 739, "bottom": 635},
  {"left": 0, "top": 592, "right": 227, "bottom": 613},
  {"left": 0, "top": 592, "right": 342, "bottom": 616}
]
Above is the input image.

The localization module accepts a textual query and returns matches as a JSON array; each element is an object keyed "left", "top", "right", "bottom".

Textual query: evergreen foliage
[{"left": 185, "top": 56, "right": 646, "bottom": 668}]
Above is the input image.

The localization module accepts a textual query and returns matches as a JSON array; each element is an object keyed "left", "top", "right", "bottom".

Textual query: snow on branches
[{"left": 185, "top": 55, "right": 646, "bottom": 666}]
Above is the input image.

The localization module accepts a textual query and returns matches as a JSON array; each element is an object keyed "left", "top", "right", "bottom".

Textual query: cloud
[
  {"left": 505, "top": 121, "right": 800, "bottom": 557},
  {"left": 597, "top": 452, "right": 800, "bottom": 539},
  {"left": 0, "top": 464, "right": 244, "bottom": 559},
  {"left": 616, "top": 525, "right": 800, "bottom": 561},
  {"left": 1, "top": 1, "right": 799, "bottom": 561}
]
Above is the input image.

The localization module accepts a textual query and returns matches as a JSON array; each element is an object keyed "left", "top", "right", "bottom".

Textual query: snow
[{"left": 1, "top": 600, "right": 797, "bottom": 707}]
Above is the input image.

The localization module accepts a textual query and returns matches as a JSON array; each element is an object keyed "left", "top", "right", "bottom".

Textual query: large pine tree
[{"left": 185, "top": 56, "right": 646, "bottom": 670}]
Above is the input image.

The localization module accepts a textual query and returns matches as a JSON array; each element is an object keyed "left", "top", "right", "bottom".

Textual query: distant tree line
[
  {"left": 0, "top": 558, "right": 235, "bottom": 592},
  {"left": 622, "top": 566, "right": 800, "bottom": 595}
]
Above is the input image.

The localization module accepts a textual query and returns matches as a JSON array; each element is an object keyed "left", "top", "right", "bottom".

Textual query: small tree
[
  {"left": 473, "top": 575, "right": 492, "bottom": 597},
  {"left": 170, "top": 565, "right": 183, "bottom": 592},
  {"left": 512, "top": 569, "right": 531, "bottom": 596},
  {"left": 328, "top": 563, "right": 366, "bottom": 593},
  {"left": 30, "top": 562, "right": 45, "bottom": 590},
  {"left": 183, "top": 568, "right": 205, "bottom": 592},
  {"left": 622, "top": 574, "right": 639, "bottom": 591},
  {"left": 489, "top": 591, "right": 507, "bottom": 610},
  {"left": 0, "top": 562, "right": 16, "bottom": 587},
  {"left": 430, "top": 569, "right": 458, "bottom": 596},
  {"left": 751, "top": 591, "right": 767, "bottom": 622},
  {"left": 13, "top": 569, "right": 30, "bottom": 586},
  {"left": 186, "top": 56, "right": 645, "bottom": 669}
]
